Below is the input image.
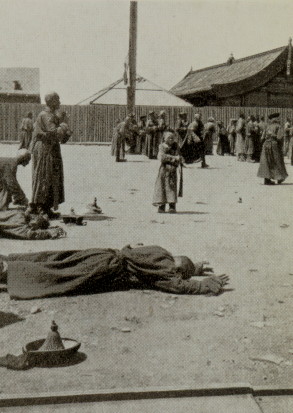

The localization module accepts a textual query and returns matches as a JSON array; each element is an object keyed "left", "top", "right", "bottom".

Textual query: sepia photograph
[{"left": 0, "top": 0, "right": 292, "bottom": 411}]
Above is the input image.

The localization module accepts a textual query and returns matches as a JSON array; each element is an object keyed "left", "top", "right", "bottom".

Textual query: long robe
[
  {"left": 145, "top": 118, "right": 159, "bottom": 159},
  {"left": 236, "top": 118, "right": 246, "bottom": 156},
  {"left": 175, "top": 118, "right": 189, "bottom": 146},
  {"left": 31, "top": 107, "right": 65, "bottom": 211},
  {"left": 112, "top": 121, "right": 129, "bottom": 161},
  {"left": 4, "top": 245, "right": 204, "bottom": 299},
  {"left": 245, "top": 120, "right": 255, "bottom": 157},
  {"left": 257, "top": 122, "right": 288, "bottom": 181},
  {"left": 227, "top": 125, "right": 236, "bottom": 155},
  {"left": 153, "top": 142, "right": 179, "bottom": 206},
  {"left": 180, "top": 121, "right": 203, "bottom": 164},
  {"left": 18, "top": 117, "right": 33, "bottom": 150},
  {"left": 0, "top": 158, "right": 27, "bottom": 211},
  {"left": 157, "top": 117, "right": 168, "bottom": 145},
  {"left": 216, "top": 126, "right": 230, "bottom": 155},
  {"left": 203, "top": 121, "right": 216, "bottom": 155}
]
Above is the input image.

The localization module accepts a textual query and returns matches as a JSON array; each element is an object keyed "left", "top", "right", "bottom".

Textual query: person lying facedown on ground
[
  {"left": 0, "top": 244, "right": 229, "bottom": 299},
  {"left": 0, "top": 209, "right": 66, "bottom": 240}
]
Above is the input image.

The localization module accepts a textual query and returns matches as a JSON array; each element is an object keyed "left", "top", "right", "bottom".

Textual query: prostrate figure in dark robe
[
  {"left": 236, "top": 113, "right": 246, "bottom": 162},
  {"left": 145, "top": 111, "right": 159, "bottom": 159},
  {"left": 175, "top": 112, "right": 189, "bottom": 146},
  {"left": 203, "top": 117, "right": 216, "bottom": 155},
  {"left": 216, "top": 121, "right": 230, "bottom": 156},
  {"left": 257, "top": 113, "right": 288, "bottom": 185},
  {"left": 0, "top": 244, "right": 229, "bottom": 300},
  {"left": 0, "top": 209, "right": 66, "bottom": 240},
  {"left": 0, "top": 150, "right": 31, "bottom": 211},
  {"left": 30, "top": 92, "right": 68, "bottom": 219},
  {"left": 18, "top": 112, "right": 34, "bottom": 150},
  {"left": 153, "top": 131, "right": 181, "bottom": 214}
]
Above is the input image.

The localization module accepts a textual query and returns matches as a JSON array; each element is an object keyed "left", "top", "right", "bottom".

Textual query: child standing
[{"left": 153, "top": 131, "right": 181, "bottom": 213}]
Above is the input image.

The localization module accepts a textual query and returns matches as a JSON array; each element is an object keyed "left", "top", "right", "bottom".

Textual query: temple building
[{"left": 171, "top": 39, "right": 293, "bottom": 108}]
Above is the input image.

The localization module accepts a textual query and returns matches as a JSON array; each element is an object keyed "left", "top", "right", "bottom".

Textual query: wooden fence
[{"left": 0, "top": 103, "right": 293, "bottom": 144}]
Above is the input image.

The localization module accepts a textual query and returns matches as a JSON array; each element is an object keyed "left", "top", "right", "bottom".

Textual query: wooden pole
[{"left": 127, "top": 1, "right": 137, "bottom": 115}]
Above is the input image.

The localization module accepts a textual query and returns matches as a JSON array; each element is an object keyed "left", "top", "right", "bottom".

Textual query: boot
[
  {"left": 168, "top": 203, "right": 177, "bottom": 213},
  {"left": 277, "top": 179, "right": 284, "bottom": 184},
  {"left": 264, "top": 178, "right": 275, "bottom": 185},
  {"left": 158, "top": 205, "right": 166, "bottom": 213},
  {"left": 246, "top": 155, "right": 255, "bottom": 163},
  {"left": 201, "top": 162, "right": 209, "bottom": 168}
]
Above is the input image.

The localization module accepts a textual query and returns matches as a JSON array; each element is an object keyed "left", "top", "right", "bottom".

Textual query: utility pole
[{"left": 127, "top": 1, "right": 137, "bottom": 115}]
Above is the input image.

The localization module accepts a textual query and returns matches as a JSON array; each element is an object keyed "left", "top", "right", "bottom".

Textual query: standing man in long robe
[
  {"left": 145, "top": 111, "right": 159, "bottom": 159},
  {"left": 203, "top": 117, "right": 216, "bottom": 155},
  {"left": 136, "top": 115, "right": 147, "bottom": 154},
  {"left": 18, "top": 112, "right": 34, "bottom": 150},
  {"left": 175, "top": 112, "right": 189, "bottom": 146},
  {"left": 245, "top": 116, "right": 256, "bottom": 163},
  {"left": 157, "top": 110, "right": 168, "bottom": 144},
  {"left": 0, "top": 150, "right": 30, "bottom": 211},
  {"left": 30, "top": 92, "right": 67, "bottom": 218},
  {"left": 114, "top": 117, "right": 132, "bottom": 162},
  {"left": 236, "top": 113, "right": 246, "bottom": 162}
]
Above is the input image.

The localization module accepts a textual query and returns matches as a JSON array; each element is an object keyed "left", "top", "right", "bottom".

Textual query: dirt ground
[{"left": 0, "top": 143, "right": 292, "bottom": 395}]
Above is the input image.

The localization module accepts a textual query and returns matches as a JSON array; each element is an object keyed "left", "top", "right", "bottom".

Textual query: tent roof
[
  {"left": 78, "top": 76, "right": 192, "bottom": 106},
  {"left": 171, "top": 46, "right": 288, "bottom": 99}
]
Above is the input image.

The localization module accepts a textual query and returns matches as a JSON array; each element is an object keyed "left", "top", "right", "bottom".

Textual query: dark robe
[
  {"left": 145, "top": 118, "right": 159, "bottom": 159},
  {"left": 203, "top": 121, "right": 216, "bottom": 155},
  {"left": 112, "top": 121, "right": 130, "bottom": 161},
  {"left": 227, "top": 124, "right": 236, "bottom": 155},
  {"left": 216, "top": 126, "right": 230, "bottom": 155},
  {"left": 180, "top": 120, "right": 203, "bottom": 164},
  {"left": 153, "top": 142, "right": 179, "bottom": 206},
  {"left": 30, "top": 107, "right": 65, "bottom": 211},
  {"left": 175, "top": 118, "right": 189, "bottom": 146},
  {"left": 0, "top": 158, "right": 27, "bottom": 211},
  {"left": 257, "top": 122, "right": 288, "bottom": 181},
  {"left": 136, "top": 120, "right": 146, "bottom": 154},
  {"left": 5, "top": 245, "right": 203, "bottom": 299},
  {"left": 157, "top": 117, "right": 168, "bottom": 144},
  {"left": 18, "top": 117, "right": 33, "bottom": 150}
]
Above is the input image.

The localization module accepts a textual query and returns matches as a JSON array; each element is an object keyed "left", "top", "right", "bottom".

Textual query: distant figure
[
  {"left": 245, "top": 115, "right": 256, "bottom": 163},
  {"left": 227, "top": 119, "right": 237, "bottom": 155},
  {"left": 136, "top": 115, "right": 147, "bottom": 154},
  {"left": 157, "top": 110, "right": 168, "bottom": 144},
  {"left": 113, "top": 117, "right": 132, "bottom": 162},
  {"left": 257, "top": 113, "right": 288, "bottom": 185},
  {"left": 153, "top": 131, "right": 181, "bottom": 214},
  {"left": 175, "top": 112, "right": 189, "bottom": 146},
  {"left": 236, "top": 113, "right": 246, "bottom": 161},
  {"left": 283, "top": 117, "right": 291, "bottom": 156},
  {"left": 0, "top": 150, "right": 31, "bottom": 211},
  {"left": 111, "top": 119, "right": 121, "bottom": 157},
  {"left": 181, "top": 113, "right": 208, "bottom": 167},
  {"left": 203, "top": 117, "right": 216, "bottom": 155},
  {"left": 216, "top": 121, "right": 230, "bottom": 155},
  {"left": 253, "top": 116, "right": 262, "bottom": 162},
  {"left": 145, "top": 111, "right": 159, "bottom": 159},
  {"left": 30, "top": 92, "right": 68, "bottom": 218},
  {"left": 125, "top": 113, "right": 138, "bottom": 154},
  {"left": 18, "top": 112, "right": 34, "bottom": 150}
]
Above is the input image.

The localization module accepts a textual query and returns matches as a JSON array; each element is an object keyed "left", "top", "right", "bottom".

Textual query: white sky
[{"left": 1, "top": 0, "right": 292, "bottom": 104}]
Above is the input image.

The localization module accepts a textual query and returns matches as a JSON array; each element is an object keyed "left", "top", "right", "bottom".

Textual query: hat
[
  {"left": 140, "top": 114, "right": 147, "bottom": 119},
  {"left": 179, "top": 112, "right": 187, "bottom": 117},
  {"left": 268, "top": 112, "right": 280, "bottom": 120},
  {"left": 208, "top": 117, "right": 215, "bottom": 122},
  {"left": 148, "top": 111, "right": 155, "bottom": 116},
  {"left": 159, "top": 110, "right": 166, "bottom": 117}
]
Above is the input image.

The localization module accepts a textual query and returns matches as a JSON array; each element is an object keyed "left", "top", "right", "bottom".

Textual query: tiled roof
[{"left": 171, "top": 46, "right": 288, "bottom": 98}]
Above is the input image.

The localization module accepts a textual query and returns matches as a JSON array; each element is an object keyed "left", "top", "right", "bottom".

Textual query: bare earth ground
[{"left": 0, "top": 143, "right": 292, "bottom": 396}]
